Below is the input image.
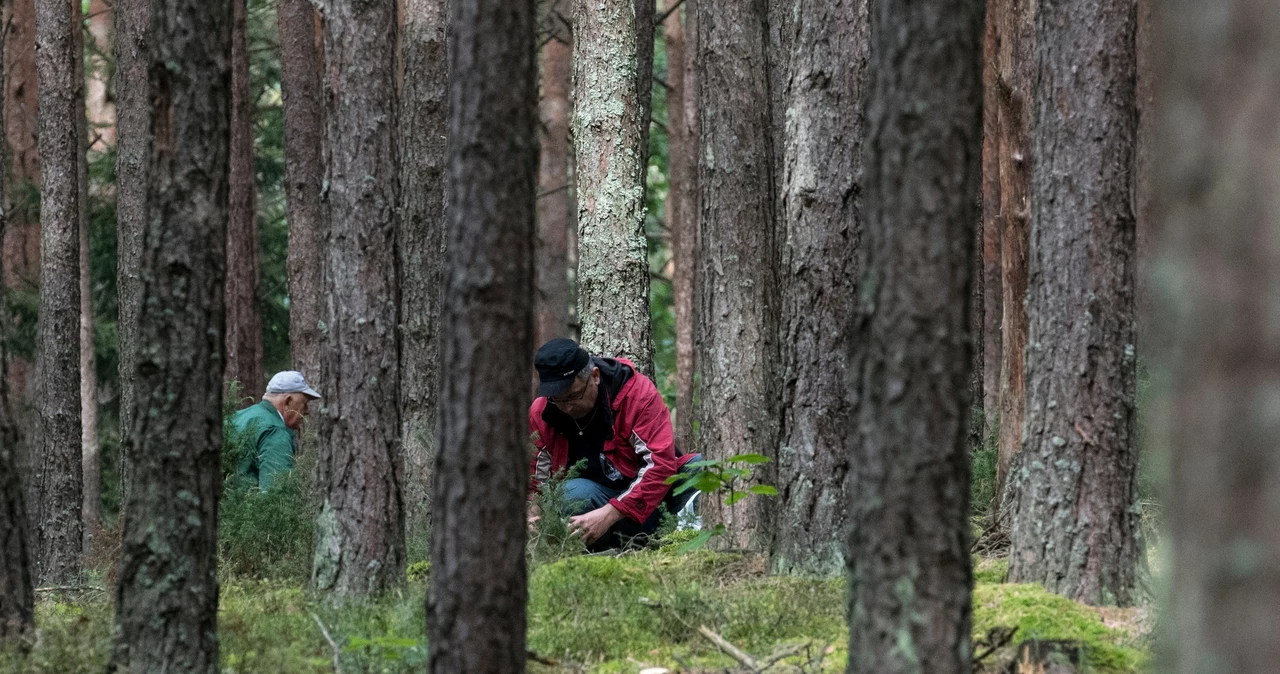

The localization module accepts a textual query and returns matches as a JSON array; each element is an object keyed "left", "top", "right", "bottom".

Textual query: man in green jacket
[{"left": 232, "top": 371, "right": 322, "bottom": 491}]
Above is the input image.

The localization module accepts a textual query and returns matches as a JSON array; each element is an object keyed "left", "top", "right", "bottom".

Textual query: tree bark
[
  {"left": 844, "top": 0, "right": 981, "bottom": 670},
  {"left": 695, "top": 0, "right": 779, "bottom": 550},
  {"left": 1005, "top": 0, "right": 1139, "bottom": 607},
  {"left": 426, "top": 0, "right": 535, "bottom": 671},
  {"left": 398, "top": 0, "right": 447, "bottom": 545},
  {"left": 572, "top": 0, "right": 654, "bottom": 375},
  {"left": 311, "top": 0, "right": 405, "bottom": 600},
  {"left": 85, "top": 0, "right": 115, "bottom": 149},
  {"left": 114, "top": 0, "right": 150, "bottom": 506},
  {"left": 224, "top": 0, "right": 263, "bottom": 403},
  {"left": 0, "top": 16, "right": 30, "bottom": 633},
  {"left": 665, "top": 0, "right": 697, "bottom": 453},
  {"left": 3, "top": 0, "right": 38, "bottom": 409},
  {"left": 768, "top": 0, "right": 868, "bottom": 576},
  {"left": 1158, "top": 1, "right": 1280, "bottom": 670},
  {"left": 75, "top": 4, "right": 101, "bottom": 551},
  {"left": 535, "top": 1, "right": 572, "bottom": 347},
  {"left": 992, "top": 0, "right": 1035, "bottom": 505},
  {"left": 108, "top": 0, "right": 229, "bottom": 670},
  {"left": 278, "top": 0, "right": 324, "bottom": 384},
  {"left": 633, "top": 0, "right": 654, "bottom": 168},
  {"left": 1133, "top": 0, "right": 1154, "bottom": 349},
  {"left": 33, "top": 0, "right": 83, "bottom": 587},
  {"left": 980, "top": 5, "right": 1002, "bottom": 434}
]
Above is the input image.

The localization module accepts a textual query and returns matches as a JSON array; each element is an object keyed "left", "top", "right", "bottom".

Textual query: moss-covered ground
[{"left": 0, "top": 549, "right": 1151, "bottom": 673}]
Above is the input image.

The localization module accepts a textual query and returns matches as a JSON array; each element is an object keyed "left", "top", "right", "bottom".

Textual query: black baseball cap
[{"left": 535, "top": 338, "right": 591, "bottom": 398}]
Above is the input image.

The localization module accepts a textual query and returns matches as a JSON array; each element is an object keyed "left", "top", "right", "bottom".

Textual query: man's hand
[
  {"left": 568, "top": 503, "right": 625, "bottom": 545},
  {"left": 527, "top": 503, "right": 542, "bottom": 533}
]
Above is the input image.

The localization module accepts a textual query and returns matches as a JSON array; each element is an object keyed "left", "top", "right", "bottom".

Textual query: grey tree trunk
[
  {"left": 1005, "top": 0, "right": 1139, "bottom": 607},
  {"left": 114, "top": 0, "right": 150, "bottom": 506},
  {"left": 3, "top": 0, "right": 39, "bottom": 410},
  {"left": 1158, "top": 2, "right": 1280, "bottom": 670},
  {"left": 664, "top": 0, "right": 697, "bottom": 453},
  {"left": 75, "top": 7, "right": 101, "bottom": 550},
  {"left": 980, "top": 7, "right": 1002, "bottom": 425},
  {"left": 426, "top": 0, "right": 535, "bottom": 671},
  {"left": 225, "top": 0, "right": 263, "bottom": 403},
  {"left": 398, "top": 0, "right": 447, "bottom": 546},
  {"left": 768, "top": 0, "right": 868, "bottom": 576},
  {"left": 278, "top": 0, "right": 324, "bottom": 383},
  {"left": 311, "top": 0, "right": 406, "bottom": 600},
  {"left": 0, "top": 16, "right": 31, "bottom": 634},
  {"left": 572, "top": 0, "right": 653, "bottom": 375},
  {"left": 992, "top": 0, "right": 1035, "bottom": 507},
  {"left": 108, "top": 0, "right": 230, "bottom": 669},
  {"left": 535, "top": 2, "right": 572, "bottom": 347},
  {"left": 695, "top": 0, "right": 779, "bottom": 550},
  {"left": 844, "top": 0, "right": 982, "bottom": 670},
  {"left": 33, "top": 0, "right": 83, "bottom": 587}
]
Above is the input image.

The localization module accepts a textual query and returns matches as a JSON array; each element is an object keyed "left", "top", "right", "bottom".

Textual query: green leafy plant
[{"left": 664, "top": 453, "right": 778, "bottom": 552}]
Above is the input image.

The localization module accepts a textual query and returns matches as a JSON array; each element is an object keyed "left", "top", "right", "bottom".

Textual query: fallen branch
[
  {"left": 34, "top": 585, "right": 105, "bottom": 594},
  {"left": 309, "top": 612, "right": 343, "bottom": 674},
  {"left": 527, "top": 650, "right": 560, "bottom": 667},
  {"left": 698, "top": 625, "right": 761, "bottom": 672}
]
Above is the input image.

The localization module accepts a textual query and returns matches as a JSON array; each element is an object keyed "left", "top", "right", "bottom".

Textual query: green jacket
[{"left": 231, "top": 399, "right": 297, "bottom": 491}]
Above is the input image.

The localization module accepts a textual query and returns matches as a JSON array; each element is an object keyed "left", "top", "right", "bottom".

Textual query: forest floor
[{"left": 1, "top": 547, "right": 1155, "bottom": 674}]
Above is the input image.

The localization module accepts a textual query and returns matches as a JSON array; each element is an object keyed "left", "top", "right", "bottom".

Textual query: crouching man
[{"left": 528, "top": 338, "right": 699, "bottom": 551}]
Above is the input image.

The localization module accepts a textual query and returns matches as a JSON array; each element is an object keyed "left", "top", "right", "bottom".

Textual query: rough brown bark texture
[
  {"left": 311, "top": 0, "right": 405, "bottom": 600},
  {"left": 0, "top": 22, "right": 30, "bottom": 631},
  {"left": 33, "top": 0, "right": 83, "bottom": 587},
  {"left": 398, "top": 0, "right": 447, "bottom": 543},
  {"left": 278, "top": 0, "right": 324, "bottom": 383},
  {"left": 224, "top": 0, "right": 263, "bottom": 403},
  {"left": 114, "top": 0, "right": 150, "bottom": 505},
  {"left": 695, "top": 0, "right": 779, "bottom": 550},
  {"left": 426, "top": 0, "right": 535, "bottom": 671},
  {"left": 1005, "top": 0, "right": 1139, "bottom": 607},
  {"left": 633, "top": 0, "right": 654, "bottom": 166},
  {"left": 535, "top": 3, "right": 572, "bottom": 347},
  {"left": 1133, "top": 0, "right": 1154, "bottom": 349},
  {"left": 768, "top": 0, "right": 867, "bottom": 576},
  {"left": 1158, "top": 2, "right": 1280, "bottom": 669},
  {"left": 3, "top": 0, "right": 38, "bottom": 407},
  {"left": 843, "top": 0, "right": 981, "bottom": 670},
  {"left": 75, "top": 5, "right": 101, "bottom": 548},
  {"left": 572, "top": 0, "right": 654, "bottom": 376},
  {"left": 992, "top": 0, "right": 1034, "bottom": 504},
  {"left": 108, "top": 0, "right": 229, "bottom": 669},
  {"left": 665, "top": 0, "right": 697, "bottom": 453},
  {"left": 980, "top": 6, "right": 1002, "bottom": 431}
]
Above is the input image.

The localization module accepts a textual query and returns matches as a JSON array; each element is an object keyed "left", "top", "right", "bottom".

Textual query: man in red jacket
[{"left": 528, "top": 338, "right": 699, "bottom": 550}]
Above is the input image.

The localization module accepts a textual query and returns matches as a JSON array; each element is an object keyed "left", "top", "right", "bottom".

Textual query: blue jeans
[{"left": 562, "top": 454, "right": 701, "bottom": 551}]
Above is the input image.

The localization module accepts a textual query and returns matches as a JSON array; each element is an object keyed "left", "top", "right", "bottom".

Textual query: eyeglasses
[{"left": 548, "top": 381, "right": 590, "bottom": 405}]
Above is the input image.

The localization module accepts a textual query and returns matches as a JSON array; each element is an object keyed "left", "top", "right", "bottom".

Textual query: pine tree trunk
[
  {"left": 114, "top": 0, "right": 150, "bottom": 506},
  {"left": 535, "top": 2, "right": 572, "bottom": 346},
  {"left": 572, "top": 0, "right": 654, "bottom": 375},
  {"left": 85, "top": 0, "right": 115, "bottom": 149},
  {"left": 992, "top": 0, "right": 1035, "bottom": 506},
  {"left": 108, "top": 0, "right": 228, "bottom": 670},
  {"left": 224, "top": 0, "right": 263, "bottom": 403},
  {"left": 0, "top": 15, "right": 30, "bottom": 639},
  {"left": 844, "top": 0, "right": 982, "bottom": 670},
  {"left": 33, "top": 0, "right": 83, "bottom": 587},
  {"left": 398, "top": 0, "right": 447, "bottom": 546},
  {"left": 75, "top": 7, "right": 101, "bottom": 550},
  {"left": 1158, "top": 2, "right": 1280, "bottom": 669},
  {"left": 278, "top": 0, "right": 324, "bottom": 384},
  {"left": 3, "top": 0, "right": 38, "bottom": 414},
  {"left": 426, "top": 0, "right": 535, "bottom": 670},
  {"left": 665, "top": 0, "right": 697, "bottom": 453},
  {"left": 1133, "top": 0, "right": 1154, "bottom": 349},
  {"left": 980, "top": 7, "right": 1003, "bottom": 433},
  {"left": 312, "top": 0, "right": 405, "bottom": 599},
  {"left": 1005, "top": 0, "right": 1139, "bottom": 607},
  {"left": 634, "top": 0, "right": 654, "bottom": 168},
  {"left": 695, "top": 0, "right": 779, "bottom": 550},
  {"left": 768, "top": 0, "right": 868, "bottom": 576}
]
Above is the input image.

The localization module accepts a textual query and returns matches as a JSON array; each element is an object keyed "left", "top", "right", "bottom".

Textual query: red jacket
[{"left": 528, "top": 358, "right": 694, "bottom": 523}]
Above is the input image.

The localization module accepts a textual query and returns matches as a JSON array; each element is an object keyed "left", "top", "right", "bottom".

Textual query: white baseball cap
[{"left": 265, "top": 371, "right": 322, "bottom": 399}]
